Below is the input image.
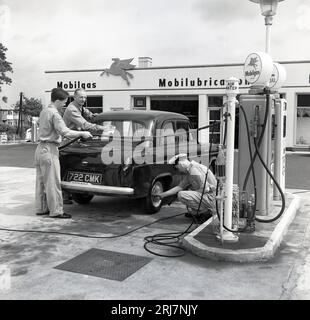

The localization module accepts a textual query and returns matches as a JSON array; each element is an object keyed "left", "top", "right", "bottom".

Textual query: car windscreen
[{"left": 100, "top": 120, "right": 151, "bottom": 139}]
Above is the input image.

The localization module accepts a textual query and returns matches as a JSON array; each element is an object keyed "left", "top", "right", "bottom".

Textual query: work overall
[
  {"left": 177, "top": 161, "right": 216, "bottom": 214},
  {"left": 35, "top": 141, "right": 64, "bottom": 216}
]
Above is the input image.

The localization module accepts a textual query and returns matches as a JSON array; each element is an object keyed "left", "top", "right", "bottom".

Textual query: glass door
[
  {"left": 208, "top": 96, "right": 223, "bottom": 144},
  {"left": 296, "top": 94, "right": 310, "bottom": 145}
]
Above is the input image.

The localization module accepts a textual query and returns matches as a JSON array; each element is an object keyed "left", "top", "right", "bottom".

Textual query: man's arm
[
  {"left": 68, "top": 106, "right": 104, "bottom": 131},
  {"left": 156, "top": 176, "right": 189, "bottom": 199},
  {"left": 157, "top": 185, "right": 184, "bottom": 199},
  {"left": 53, "top": 112, "right": 92, "bottom": 139},
  {"left": 82, "top": 107, "right": 96, "bottom": 121}
]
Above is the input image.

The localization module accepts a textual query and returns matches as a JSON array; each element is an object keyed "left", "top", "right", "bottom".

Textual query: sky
[{"left": 0, "top": 0, "right": 310, "bottom": 105}]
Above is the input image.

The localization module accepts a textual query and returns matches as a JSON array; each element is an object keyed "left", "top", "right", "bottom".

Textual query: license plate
[{"left": 66, "top": 171, "right": 103, "bottom": 185}]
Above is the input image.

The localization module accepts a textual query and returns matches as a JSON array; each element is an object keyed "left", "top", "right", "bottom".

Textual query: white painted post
[{"left": 222, "top": 77, "right": 239, "bottom": 243}]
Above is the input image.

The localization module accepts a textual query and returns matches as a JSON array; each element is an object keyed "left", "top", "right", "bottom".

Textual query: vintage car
[{"left": 59, "top": 110, "right": 218, "bottom": 213}]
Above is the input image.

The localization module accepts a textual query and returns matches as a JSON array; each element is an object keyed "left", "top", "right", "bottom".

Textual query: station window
[
  {"left": 133, "top": 97, "right": 146, "bottom": 110},
  {"left": 296, "top": 94, "right": 310, "bottom": 145},
  {"left": 85, "top": 96, "right": 103, "bottom": 114},
  {"left": 65, "top": 95, "right": 103, "bottom": 114},
  {"left": 208, "top": 95, "right": 239, "bottom": 148},
  {"left": 151, "top": 96, "right": 198, "bottom": 129},
  {"left": 208, "top": 96, "right": 223, "bottom": 144}
]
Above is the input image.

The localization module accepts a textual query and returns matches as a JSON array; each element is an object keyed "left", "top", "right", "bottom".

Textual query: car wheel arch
[{"left": 151, "top": 173, "right": 173, "bottom": 191}]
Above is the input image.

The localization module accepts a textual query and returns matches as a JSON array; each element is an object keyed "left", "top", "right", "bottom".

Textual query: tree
[
  {"left": 14, "top": 96, "right": 43, "bottom": 118},
  {"left": 0, "top": 43, "right": 13, "bottom": 92},
  {"left": 13, "top": 96, "right": 43, "bottom": 136}
]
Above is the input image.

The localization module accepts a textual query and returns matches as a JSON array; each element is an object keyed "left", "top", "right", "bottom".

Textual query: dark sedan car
[{"left": 60, "top": 110, "right": 218, "bottom": 213}]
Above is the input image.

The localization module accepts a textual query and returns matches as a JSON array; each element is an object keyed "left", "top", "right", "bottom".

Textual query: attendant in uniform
[
  {"left": 156, "top": 154, "right": 217, "bottom": 221},
  {"left": 35, "top": 88, "right": 92, "bottom": 219}
]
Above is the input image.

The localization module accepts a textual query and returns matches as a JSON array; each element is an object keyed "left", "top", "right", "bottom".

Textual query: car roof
[{"left": 95, "top": 110, "right": 190, "bottom": 122}]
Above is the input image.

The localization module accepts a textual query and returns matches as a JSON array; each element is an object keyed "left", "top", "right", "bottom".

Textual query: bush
[
  {"left": 0, "top": 122, "right": 10, "bottom": 132},
  {"left": 0, "top": 123, "right": 19, "bottom": 141}
]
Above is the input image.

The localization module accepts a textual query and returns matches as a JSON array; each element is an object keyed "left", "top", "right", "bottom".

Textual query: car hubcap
[{"left": 151, "top": 181, "right": 163, "bottom": 207}]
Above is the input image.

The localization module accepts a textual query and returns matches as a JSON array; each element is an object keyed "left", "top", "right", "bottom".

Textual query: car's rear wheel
[
  {"left": 145, "top": 180, "right": 164, "bottom": 214},
  {"left": 72, "top": 193, "right": 94, "bottom": 204}
]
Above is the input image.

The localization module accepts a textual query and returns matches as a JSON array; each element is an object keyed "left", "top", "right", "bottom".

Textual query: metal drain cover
[{"left": 55, "top": 248, "right": 152, "bottom": 281}]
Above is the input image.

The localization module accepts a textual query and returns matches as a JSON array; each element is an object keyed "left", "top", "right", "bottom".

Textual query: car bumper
[{"left": 61, "top": 181, "right": 135, "bottom": 196}]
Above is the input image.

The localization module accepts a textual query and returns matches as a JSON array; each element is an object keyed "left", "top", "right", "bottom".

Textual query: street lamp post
[{"left": 250, "top": 0, "right": 285, "bottom": 54}]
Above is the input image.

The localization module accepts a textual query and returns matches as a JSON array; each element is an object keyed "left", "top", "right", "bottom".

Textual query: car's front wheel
[
  {"left": 145, "top": 180, "right": 164, "bottom": 214},
  {"left": 72, "top": 193, "right": 94, "bottom": 204}
]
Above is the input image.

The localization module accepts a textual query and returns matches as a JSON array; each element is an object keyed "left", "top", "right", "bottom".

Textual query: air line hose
[
  {"left": 240, "top": 90, "right": 286, "bottom": 223},
  {"left": 143, "top": 120, "right": 219, "bottom": 257},
  {"left": 242, "top": 90, "right": 270, "bottom": 193}
]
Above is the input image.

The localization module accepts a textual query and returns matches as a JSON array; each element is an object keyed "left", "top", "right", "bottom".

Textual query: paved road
[
  {"left": 0, "top": 143, "right": 36, "bottom": 168},
  {"left": 0, "top": 166, "right": 309, "bottom": 300},
  {"left": 0, "top": 144, "right": 310, "bottom": 300}
]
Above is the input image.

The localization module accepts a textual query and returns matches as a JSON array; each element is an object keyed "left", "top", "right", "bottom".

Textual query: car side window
[
  {"left": 176, "top": 121, "right": 195, "bottom": 142},
  {"left": 158, "top": 121, "right": 175, "bottom": 145}
]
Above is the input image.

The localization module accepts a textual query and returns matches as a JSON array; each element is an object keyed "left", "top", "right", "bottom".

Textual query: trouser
[
  {"left": 62, "top": 190, "right": 72, "bottom": 201},
  {"left": 60, "top": 138, "right": 72, "bottom": 202},
  {"left": 177, "top": 190, "right": 216, "bottom": 214},
  {"left": 34, "top": 142, "right": 64, "bottom": 216}
]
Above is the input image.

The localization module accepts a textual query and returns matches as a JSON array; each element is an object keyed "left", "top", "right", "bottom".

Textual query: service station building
[{"left": 45, "top": 57, "right": 310, "bottom": 149}]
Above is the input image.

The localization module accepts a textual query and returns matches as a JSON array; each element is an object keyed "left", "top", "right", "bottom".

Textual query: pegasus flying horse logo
[
  {"left": 100, "top": 58, "right": 136, "bottom": 85},
  {"left": 247, "top": 57, "right": 259, "bottom": 70}
]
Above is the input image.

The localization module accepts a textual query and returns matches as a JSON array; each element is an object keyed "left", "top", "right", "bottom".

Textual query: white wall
[{"left": 103, "top": 92, "right": 131, "bottom": 111}]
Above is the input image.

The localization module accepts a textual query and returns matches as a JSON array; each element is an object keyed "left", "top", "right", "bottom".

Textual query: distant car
[
  {"left": 25, "top": 128, "right": 31, "bottom": 142},
  {"left": 59, "top": 110, "right": 218, "bottom": 213}
]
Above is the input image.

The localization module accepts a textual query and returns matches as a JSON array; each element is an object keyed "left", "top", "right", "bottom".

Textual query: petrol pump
[
  {"left": 212, "top": 0, "right": 288, "bottom": 244},
  {"left": 271, "top": 63, "right": 287, "bottom": 200},
  {"left": 238, "top": 54, "right": 287, "bottom": 219},
  {"left": 273, "top": 97, "right": 287, "bottom": 200},
  {"left": 215, "top": 52, "right": 287, "bottom": 244}
]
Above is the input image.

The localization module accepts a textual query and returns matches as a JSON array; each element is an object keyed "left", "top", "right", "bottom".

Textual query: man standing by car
[
  {"left": 63, "top": 88, "right": 105, "bottom": 132},
  {"left": 35, "top": 88, "right": 92, "bottom": 219},
  {"left": 156, "top": 154, "right": 217, "bottom": 222},
  {"left": 62, "top": 88, "right": 105, "bottom": 203}
]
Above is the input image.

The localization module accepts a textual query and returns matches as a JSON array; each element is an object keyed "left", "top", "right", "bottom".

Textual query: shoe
[
  {"left": 185, "top": 211, "right": 194, "bottom": 218},
  {"left": 36, "top": 211, "right": 50, "bottom": 216},
  {"left": 196, "top": 212, "right": 213, "bottom": 224},
  {"left": 63, "top": 199, "right": 73, "bottom": 204},
  {"left": 185, "top": 206, "right": 194, "bottom": 218},
  {"left": 50, "top": 213, "right": 72, "bottom": 219}
]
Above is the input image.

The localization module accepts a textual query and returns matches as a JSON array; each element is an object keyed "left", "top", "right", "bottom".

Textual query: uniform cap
[{"left": 168, "top": 153, "right": 187, "bottom": 165}]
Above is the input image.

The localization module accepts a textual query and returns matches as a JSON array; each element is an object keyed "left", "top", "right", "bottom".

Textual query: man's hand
[
  {"left": 153, "top": 192, "right": 163, "bottom": 202},
  {"left": 81, "top": 132, "right": 93, "bottom": 139},
  {"left": 91, "top": 113, "right": 103, "bottom": 122},
  {"left": 97, "top": 124, "right": 107, "bottom": 131}
]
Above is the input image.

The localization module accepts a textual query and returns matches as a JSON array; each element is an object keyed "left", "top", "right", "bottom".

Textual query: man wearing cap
[{"left": 156, "top": 154, "right": 217, "bottom": 221}]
